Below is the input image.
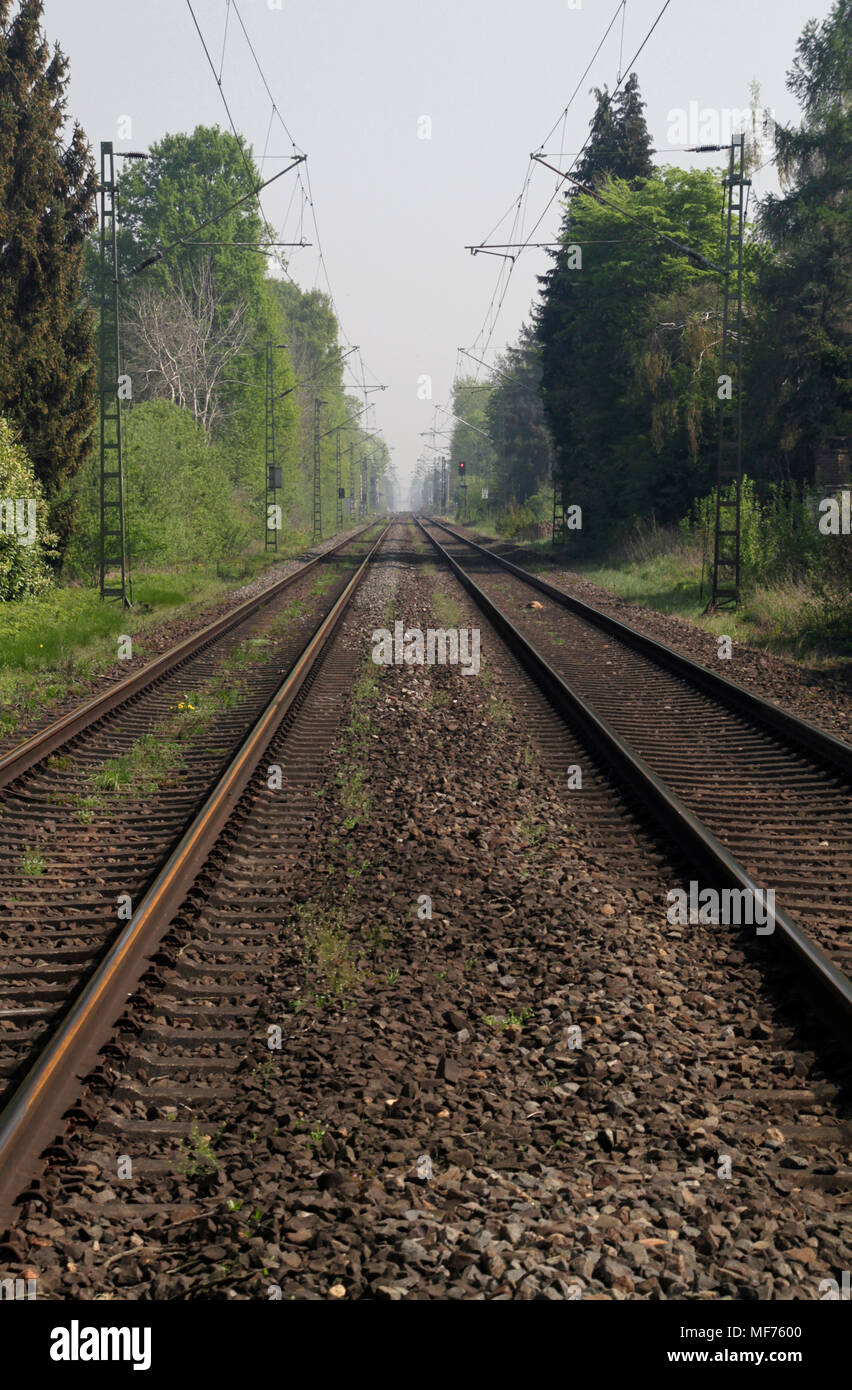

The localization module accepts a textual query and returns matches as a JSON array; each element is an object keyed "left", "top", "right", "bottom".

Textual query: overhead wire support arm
[
  {"left": 275, "top": 346, "right": 359, "bottom": 403},
  {"left": 457, "top": 347, "right": 540, "bottom": 396},
  {"left": 467, "top": 243, "right": 559, "bottom": 253},
  {"left": 316, "top": 400, "right": 374, "bottom": 443},
  {"left": 180, "top": 240, "right": 312, "bottom": 250},
  {"left": 439, "top": 409, "right": 491, "bottom": 442},
  {"left": 468, "top": 248, "right": 516, "bottom": 263},
  {"left": 530, "top": 154, "right": 724, "bottom": 273},
  {"left": 124, "top": 156, "right": 306, "bottom": 277}
]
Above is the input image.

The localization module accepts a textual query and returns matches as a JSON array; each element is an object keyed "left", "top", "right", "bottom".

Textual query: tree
[
  {"left": 64, "top": 401, "right": 252, "bottom": 578},
  {"left": 115, "top": 126, "right": 280, "bottom": 490},
  {"left": 537, "top": 74, "right": 656, "bottom": 527},
  {"left": 0, "top": 0, "right": 98, "bottom": 560},
  {"left": 123, "top": 257, "right": 251, "bottom": 432},
  {"left": 752, "top": 0, "right": 852, "bottom": 481},
  {"left": 486, "top": 325, "right": 554, "bottom": 504},
  {"left": 448, "top": 377, "right": 496, "bottom": 514},
  {"left": 574, "top": 73, "right": 655, "bottom": 190},
  {"left": 538, "top": 167, "right": 726, "bottom": 533}
]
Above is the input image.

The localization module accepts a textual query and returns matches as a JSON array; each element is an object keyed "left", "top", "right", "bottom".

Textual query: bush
[
  {"left": 680, "top": 475, "right": 824, "bottom": 586},
  {"left": 0, "top": 418, "right": 57, "bottom": 600},
  {"left": 494, "top": 488, "right": 554, "bottom": 540},
  {"left": 63, "top": 400, "right": 254, "bottom": 578}
]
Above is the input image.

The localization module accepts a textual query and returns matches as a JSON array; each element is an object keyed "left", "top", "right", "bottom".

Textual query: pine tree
[
  {"left": 537, "top": 74, "right": 654, "bottom": 511},
  {"left": 752, "top": 0, "right": 852, "bottom": 480},
  {"left": 575, "top": 73, "right": 655, "bottom": 189},
  {"left": 0, "top": 0, "right": 98, "bottom": 561}
]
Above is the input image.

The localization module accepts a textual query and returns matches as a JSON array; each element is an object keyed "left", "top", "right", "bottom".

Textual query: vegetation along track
[
  {"left": 418, "top": 516, "right": 852, "bottom": 1024},
  {"left": 0, "top": 521, "right": 389, "bottom": 1214}
]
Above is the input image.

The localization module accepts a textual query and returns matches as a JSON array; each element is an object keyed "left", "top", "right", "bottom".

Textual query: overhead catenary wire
[
  {"left": 464, "top": 0, "right": 678, "bottom": 372},
  {"left": 530, "top": 153, "right": 722, "bottom": 272},
  {"left": 445, "top": 0, "right": 679, "bottom": 458},
  {"left": 186, "top": 0, "right": 387, "bottom": 452},
  {"left": 184, "top": 0, "right": 299, "bottom": 283},
  {"left": 226, "top": 0, "right": 386, "bottom": 415},
  {"left": 124, "top": 158, "right": 305, "bottom": 277}
]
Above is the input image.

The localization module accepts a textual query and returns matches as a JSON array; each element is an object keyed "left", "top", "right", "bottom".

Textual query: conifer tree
[
  {"left": 575, "top": 73, "right": 655, "bottom": 189},
  {"left": 0, "top": 0, "right": 97, "bottom": 560},
  {"left": 537, "top": 74, "right": 655, "bottom": 506},
  {"left": 752, "top": 0, "right": 852, "bottom": 480}
]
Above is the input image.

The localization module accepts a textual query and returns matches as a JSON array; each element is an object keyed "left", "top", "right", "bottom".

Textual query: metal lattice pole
[
  {"left": 313, "top": 398, "right": 324, "bottom": 542},
  {"left": 265, "top": 342, "right": 278, "bottom": 553},
  {"left": 552, "top": 465, "right": 567, "bottom": 552},
  {"left": 99, "top": 142, "right": 131, "bottom": 605},
  {"left": 711, "top": 134, "right": 749, "bottom": 608},
  {"left": 335, "top": 428, "right": 343, "bottom": 532}
]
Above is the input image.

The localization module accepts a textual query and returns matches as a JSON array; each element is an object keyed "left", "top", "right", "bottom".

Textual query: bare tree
[{"left": 123, "top": 258, "right": 250, "bottom": 433}]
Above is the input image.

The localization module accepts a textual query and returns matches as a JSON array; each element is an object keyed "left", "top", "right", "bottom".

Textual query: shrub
[
  {"left": 63, "top": 400, "right": 253, "bottom": 578},
  {"left": 0, "top": 418, "right": 57, "bottom": 600}
]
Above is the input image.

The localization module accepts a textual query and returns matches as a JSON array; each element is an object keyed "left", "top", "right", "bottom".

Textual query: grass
[
  {"left": 334, "top": 660, "right": 380, "bottom": 831},
  {"left": 268, "top": 597, "right": 305, "bottom": 636},
  {"left": 311, "top": 561, "right": 347, "bottom": 596},
  {"left": 224, "top": 635, "right": 272, "bottom": 669},
  {"left": 0, "top": 564, "right": 272, "bottom": 740},
  {"left": 295, "top": 903, "right": 362, "bottom": 1003},
  {"left": 426, "top": 688, "right": 450, "bottom": 709},
  {"left": 483, "top": 1007, "right": 534, "bottom": 1031},
  {"left": 487, "top": 695, "right": 513, "bottom": 727},
  {"left": 521, "top": 737, "right": 539, "bottom": 773},
  {"left": 430, "top": 586, "right": 463, "bottom": 630},
  {"left": 520, "top": 814, "right": 546, "bottom": 846},
  {"left": 174, "top": 1116, "right": 220, "bottom": 1180},
  {"left": 35, "top": 576, "right": 314, "bottom": 824},
  {"left": 573, "top": 529, "right": 852, "bottom": 666},
  {"left": 71, "top": 793, "right": 103, "bottom": 825},
  {"left": 90, "top": 732, "right": 184, "bottom": 799},
  {"left": 21, "top": 848, "right": 46, "bottom": 876}
]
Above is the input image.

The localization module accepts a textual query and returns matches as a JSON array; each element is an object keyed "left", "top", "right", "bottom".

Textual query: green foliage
[
  {"left": 681, "top": 476, "right": 824, "bottom": 587},
  {"left": 0, "top": 0, "right": 98, "bottom": 560},
  {"left": 574, "top": 72, "right": 655, "bottom": 189},
  {"left": 64, "top": 401, "right": 252, "bottom": 577},
  {"left": 538, "top": 162, "right": 727, "bottom": 536},
  {"left": 486, "top": 325, "right": 553, "bottom": 505},
  {"left": 495, "top": 489, "right": 554, "bottom": 540},
  {"left": 113, "top": 126, "right": 280, "bottom": 491},
  {"left": 440, "top": 376, "right": 496, "bottom": 520},
  {"left": 0, "top": 419, "right": 57, "bottom": 599},
  {"left": 751, "top": 0, "right": 852, "bottom": 478}
]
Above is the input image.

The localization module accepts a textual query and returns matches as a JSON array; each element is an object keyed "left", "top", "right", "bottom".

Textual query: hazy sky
[{"left": 42, "top": 0, "right": 831, "bottom": 498}]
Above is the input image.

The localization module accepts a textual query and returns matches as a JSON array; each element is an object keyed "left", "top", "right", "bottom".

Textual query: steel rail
[
  {"left": 0, "top": 524, "right": 391, "bottom": 1218},
  {"left": 424, "top": 516, "right": 852, "bottom": 779},
  {"left": 416, "top": 516, "right": 852, "bottom": 1031},
  {"left": 0, "top": 522, "right": 379, "bottom": 791}
]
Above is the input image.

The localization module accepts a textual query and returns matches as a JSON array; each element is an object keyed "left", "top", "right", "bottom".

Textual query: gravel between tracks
[{"left": 5, "top": 552, "right": 851, "bottom": 1300}]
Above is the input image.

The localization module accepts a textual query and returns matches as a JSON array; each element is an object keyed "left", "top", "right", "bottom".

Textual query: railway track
[
  {"left": 417, "top": 515, "right": 852, "bottom": 1024},
  {"left": 0, "top": 516, "right": 849, "bottom": 1299},
  {"left": 0, "top": 521, "right": 389, "bottom": 1214}
]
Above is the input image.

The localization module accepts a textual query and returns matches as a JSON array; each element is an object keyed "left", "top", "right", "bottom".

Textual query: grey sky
[{"left": 43, "top": 0, "right": 831, "bottom": 498}]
